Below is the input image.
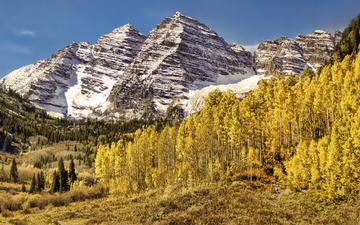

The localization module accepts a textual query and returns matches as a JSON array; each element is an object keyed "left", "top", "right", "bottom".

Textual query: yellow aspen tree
[
  {"left": 95, "top": 145, "right": 108, "bottom": 182},
  {"left": 285, "top": 141, "right": 310, "bottom": 190},
  {"left": 308, "top": 140, "right": 320, "bottom": 190},
  {"left": 184, "top": 117, "right": 197, "bottom": 186},
  {"left": 175, "top": 120, "right": 189, "bottom": 186},
  {"left": 318, "top": 136, "right": 330, "bottom": 189},
  {"left": 247, "top": 147, "right": 258, "bottom": 182},
  {"left": 324, "top": 124, "right": 343, "bottom": 200},
  {"left": 350, "top": 109, "right": 360, "bottom": 195}
]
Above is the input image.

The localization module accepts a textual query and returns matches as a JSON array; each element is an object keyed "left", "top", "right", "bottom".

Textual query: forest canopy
[{"left": 96, "top": 50, "right": 360, "bottom": 201}]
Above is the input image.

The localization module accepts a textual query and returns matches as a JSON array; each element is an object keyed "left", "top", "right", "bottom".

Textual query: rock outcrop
[
  {"left": 255, "top": 30, "right": 342, "bottom": 75},
  {"left": 1, "top": 12, "right": 342, "bottom": 120},
  {"left": 1, "top": 24, "right": 145, "bottom": 118},
  {"left": 107, "top": 12, "right": 254, "bottom": 119},
  {"left": 255, "top": 37, "right": 306, "bottom": 75}
]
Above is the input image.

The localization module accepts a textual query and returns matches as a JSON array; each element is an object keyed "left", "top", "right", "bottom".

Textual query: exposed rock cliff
[
  {"left": 1, "top": 24, "right": 145, "bottom": 118},
  {"left": 255, "top": 30, "right": 342, "bottom": 75},
  {"left": 107, "top": 12, "right": 255, "bottom": 119}
]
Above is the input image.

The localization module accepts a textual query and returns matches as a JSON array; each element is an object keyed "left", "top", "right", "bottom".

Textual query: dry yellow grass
[
  {"left": 1, "top": 181, "right": 358, "bottom": 225},
  {"left": 0, "top": 185, "right": 107, "bottom": 217},
  {"left": 21, "top": 141, "right": 85, "bottom": 164}
]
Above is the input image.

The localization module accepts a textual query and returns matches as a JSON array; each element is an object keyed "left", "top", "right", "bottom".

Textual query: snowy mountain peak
[
  {"left": 231, "top": 43, "right": 246, "bottom": 52},
  {"left": 1, "top": 14, "right": 341, "bottom": 121},
  {"left": 109, "top": 23, "right": 136, "bottom": 34},
  {"left": 314, "top": 29, "right": 328, "bottom": 34},
  {"left": 96, "top": 23, "right": 143, "bottom": 44},
  {"left": 174, "top": 11, "right": 183, "bottom": 17},
  {"left": 165, "top": 11, "right": 217, "bottom": 38},
  {"left": 255, "top": 29, "right": 341, "bottom": 75},
  {"left": 120, "top": 23, "right": 133, "bottom": 29},
  {"left": 173, "top": 11, "right": 189, "bottom": 18},
  {"left": 106, "top": 13, "right": 255, "bottom": 119},
  {"left": 1, "top": 24, "right": 146, "bottom": 119}
]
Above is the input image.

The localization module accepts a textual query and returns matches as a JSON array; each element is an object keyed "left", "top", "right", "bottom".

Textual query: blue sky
[{"left": 1, "top": 0, "right": 359, "bottom": 77}]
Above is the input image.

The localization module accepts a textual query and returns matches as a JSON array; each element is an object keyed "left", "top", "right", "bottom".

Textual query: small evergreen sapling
[{"left": 10, "top": 158, "right": 18, "bottom": 183}]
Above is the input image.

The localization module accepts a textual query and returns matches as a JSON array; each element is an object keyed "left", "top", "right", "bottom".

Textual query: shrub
[
  {"left": 0, "top": 193, "right": 25, "bottom": 212},
  {"left": 0, "top": 185, "right": 108, "bottom": 214}
]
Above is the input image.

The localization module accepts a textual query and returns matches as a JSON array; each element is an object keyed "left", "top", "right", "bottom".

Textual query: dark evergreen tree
[
  {"left": 51, "top": 171, "right": 60, "bottom": 193},
  {"left": 2, "top": 134, "right": 12, "bottom": 152},
  {"left": 9, "top": 158, "right": 18, "bottom": 183},
  {"left": 58, "top": 158, "right": 69, "bottom": 192},
  {"left": 36, "top": 171, "right": 45, "bottom": 191},
  {"left": 333, "top": 14, "right": 360, "bottom": 61},
  {"left": 29, "top": 174, "right": 37, "bottom": 193},
  {"left": 68, "top": 156, "right": 77, "bottom": 184},
  {"left": 40, "top": 171, "right": 46, "bottom": 190}
]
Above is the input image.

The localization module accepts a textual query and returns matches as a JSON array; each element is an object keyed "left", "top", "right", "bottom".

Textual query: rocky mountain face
[
  {"left": 230, "top": 44, "right": 254, "bottom": 68},
  {"left": 255, "top": 37, "right": 306, "bottom": 75},
  {"left": 1, "top": 24, "right": 145, "bottom": 118},
  {"left": 65, "top": 24, "right": 146, "bottom": 118},
  {"left": 106, "top": 12, "right": 254, "bottom": 119},
  {"left": 0, "top": 12, "right": 341, "bottom": 120},
  {"left": 0, "top": 43, "right": 88, "bottom": 117},
  {"left": 255, "top": 30, "right": 341, "bottom": 75}
]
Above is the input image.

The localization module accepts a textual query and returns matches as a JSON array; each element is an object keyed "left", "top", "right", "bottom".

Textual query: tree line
[
  {"left": 0, "top": 85, "right": 152, "bottom": 152},
  {"left": 95, "top": 51, "right": 360, "bottom": 201},
  {"left": 8, "top": 156, "right": 77, "bottom": 194}
]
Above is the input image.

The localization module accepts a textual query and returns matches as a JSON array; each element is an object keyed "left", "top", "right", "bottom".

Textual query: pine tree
[
  {"left": 9, "top": 158, "right": 18, "bottom": 183},
  {"left": 58, "top": 158, "right": 69, "bottom": 192},
  {"left": 51, "top": 171, "right": 60, "bottom": 193},
  {"left": 36, "top": 172, "right": 40, "bottom": 192},
  {"left": 37, "top": 171, "right": 45, "bottom": 191},
  {"left": 68, "top": 156, "right": 77, "bottom": 184},
  {"left": 29, "top": 174, "right": 37, "bottom": 193},
  {"left": 2, "top": 134, "right": 12, "bottom": 152},
  {"left": 333, "top": 14, "right": 360, "bottom": 61}
]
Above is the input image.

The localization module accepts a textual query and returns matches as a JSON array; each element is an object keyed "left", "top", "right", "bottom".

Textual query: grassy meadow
[{"left": 0, "top": 181, "right": 358, "bottom": 225}]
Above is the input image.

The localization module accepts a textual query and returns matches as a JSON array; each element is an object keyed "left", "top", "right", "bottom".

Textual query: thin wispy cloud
[
  {"left": 12, "top": 28, "right": 36, "bottom": 37},
  {"left": 0, "top": 43, "right": 32, "bottom": 55}
]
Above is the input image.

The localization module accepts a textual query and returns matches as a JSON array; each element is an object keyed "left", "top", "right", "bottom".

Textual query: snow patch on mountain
[
  {"left": 183, "top": 74, "right": 268, "bottom": 114},
  {"left": 1, "top": 12, "right": 341, "bottom": 120},
  {"left": 1, "top": 24, "right": 146, "bottom": 119},
  {"left": 107, "top": 12, "right": 255, "bottom": 119},
  {"left": 255, "top": 30, "right": 341, "bottom": 75}
]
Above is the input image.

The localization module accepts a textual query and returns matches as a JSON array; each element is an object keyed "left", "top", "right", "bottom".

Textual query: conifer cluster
[{"left": 51, "top": 157, "right": 77, "bottom": 193}]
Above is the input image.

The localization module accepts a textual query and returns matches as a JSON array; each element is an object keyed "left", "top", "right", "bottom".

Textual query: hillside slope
[
  {"left": 0, "top": 88, "right": 48, "bottom": 152},
  {"left": 3, "top": 181, "right": 359, "bottom": 225}
]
